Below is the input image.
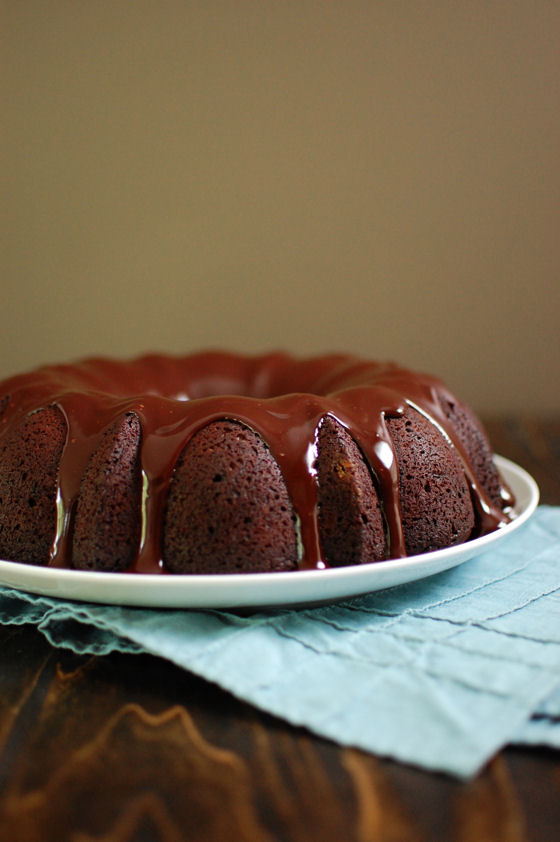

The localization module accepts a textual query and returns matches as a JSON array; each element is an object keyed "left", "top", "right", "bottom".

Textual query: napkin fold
[{"left": 1, "top": 506, "right": 559, "bottom": 779}]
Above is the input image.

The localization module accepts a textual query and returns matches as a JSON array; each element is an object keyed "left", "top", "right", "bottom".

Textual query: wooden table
[{"left": 0, "top": 417, "right": 558, "bottom": 841}]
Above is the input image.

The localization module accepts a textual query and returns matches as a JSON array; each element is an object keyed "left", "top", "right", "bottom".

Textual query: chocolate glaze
[{"left": 0, "top": 352, "right": 513, "bottom": 573}]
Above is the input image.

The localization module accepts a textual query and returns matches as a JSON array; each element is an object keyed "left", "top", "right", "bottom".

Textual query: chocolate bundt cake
[{"left": 0, "top": 352, "right": 513, "bottom": 574}]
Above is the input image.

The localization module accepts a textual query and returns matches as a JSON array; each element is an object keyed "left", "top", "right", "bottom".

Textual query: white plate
[{"left": 0, "top": 456, "right": 539, "bottom": 609}]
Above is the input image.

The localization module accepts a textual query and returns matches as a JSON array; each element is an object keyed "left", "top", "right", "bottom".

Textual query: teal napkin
[{"left": 1, "top": 506, "right": 559, "bottom": 779}]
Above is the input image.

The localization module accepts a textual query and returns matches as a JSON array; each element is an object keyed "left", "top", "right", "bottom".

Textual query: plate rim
[{"left": 0, "top": 455, "right": 540, "bottom": 608}]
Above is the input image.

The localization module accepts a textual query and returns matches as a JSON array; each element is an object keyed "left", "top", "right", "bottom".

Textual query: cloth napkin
[{"left": 1, "top": 506, "right": 559, "bottom": 779}]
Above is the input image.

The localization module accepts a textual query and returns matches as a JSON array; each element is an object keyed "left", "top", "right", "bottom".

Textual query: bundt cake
[{"left": 0, "top": 352, "right": 513, "bottom": 574}]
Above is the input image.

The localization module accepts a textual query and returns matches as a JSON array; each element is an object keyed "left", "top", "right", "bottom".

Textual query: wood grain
[{"left": 0, "top": 417, "right": 558, "bottom": 841}]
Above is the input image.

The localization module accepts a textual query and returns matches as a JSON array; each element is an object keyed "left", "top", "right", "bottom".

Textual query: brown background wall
[{"left": 3, "top": 1, "right": 559, "bottom": 412}]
